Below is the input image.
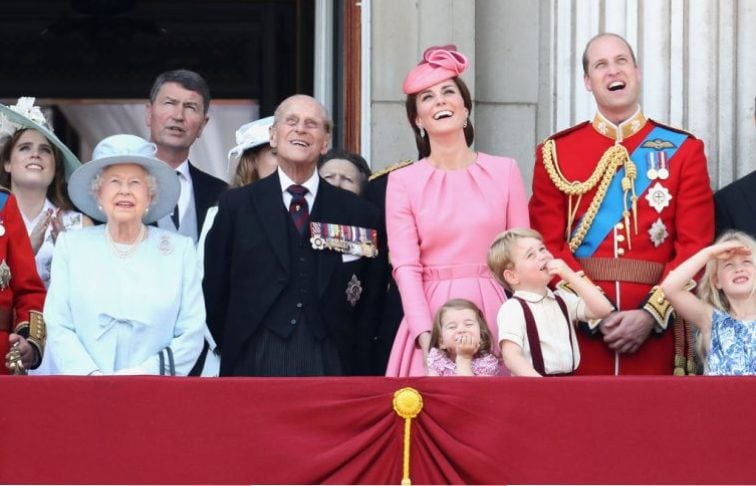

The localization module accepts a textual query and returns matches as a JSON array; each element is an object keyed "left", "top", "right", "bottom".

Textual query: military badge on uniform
[
  {"left": 345, "top": 274, "right": 363, "bottom": 307},
  {"left": 649, "top": 218, "right": 669, "bottom": 247},
  {"left": 0, "top": 218, "right": 5, "bottom": 237},
  {"left": 642, "top": 138, "right": 676, "bottom": 150},
  {"left": 645, "top": 182, "right": 672, "bottom": 213},
  {"left": 0, "top": 259, "right": 11, "bottom": 290},
  {"left": 309, "top": 221, "right": 378, "bottom": 258}
]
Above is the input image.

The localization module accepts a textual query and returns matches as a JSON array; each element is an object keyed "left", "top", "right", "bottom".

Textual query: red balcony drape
[{"left": 0, "top": 376, "right": 753, "bottom": 484}]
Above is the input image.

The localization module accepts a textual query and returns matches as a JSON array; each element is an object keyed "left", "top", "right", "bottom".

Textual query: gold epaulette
[{"left": 368, "top": 159, "right": 413, "bottom": 181}]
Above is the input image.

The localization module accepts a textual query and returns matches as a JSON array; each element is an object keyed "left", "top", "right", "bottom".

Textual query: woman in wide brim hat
[
  {"left": 0, "top": 97, "right": 92, "bottom": 293},
  {"left": 44, "top": 133, "right": 205, "bottom": 376},
  {"left": 383, "top": 45, "right": 530, "bottom": 377},
  {"left": 0, "top": 98, "right": 73, "bottom": 375}
]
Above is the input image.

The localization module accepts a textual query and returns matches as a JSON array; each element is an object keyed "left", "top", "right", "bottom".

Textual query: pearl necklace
[{"left": 106, "top": 224, "right": 146, "bottom": 259}]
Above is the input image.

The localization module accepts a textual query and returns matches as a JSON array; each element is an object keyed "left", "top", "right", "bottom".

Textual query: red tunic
[
  {"left": 0, "top": 191, "right": 47, "bottom": 375},
  {"left": 529, "top": 114, "right": 714, "bottom": 375}
]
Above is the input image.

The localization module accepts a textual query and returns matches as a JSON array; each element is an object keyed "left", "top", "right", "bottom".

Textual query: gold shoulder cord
[{"left": 541, "top": 139, "right": 634, "bottom": 252}]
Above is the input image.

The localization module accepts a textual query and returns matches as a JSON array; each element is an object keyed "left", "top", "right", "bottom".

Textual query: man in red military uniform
[
  {"left": 0, "top": 187, "right": 47, "bottom": 374},
  {"left": 529, "top": 33, "right": 714, "bottom": 375}
]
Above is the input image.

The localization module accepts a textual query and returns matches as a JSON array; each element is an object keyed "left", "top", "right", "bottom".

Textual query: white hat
[
  {"left": 227, "top": 116, "right": 274, "bottom": 170},
  {"left": 68, "top": 134, "right": 180, "bottom": 224},
  {"left": 0, "top": 97, "right": 81, "bottom": 180}
]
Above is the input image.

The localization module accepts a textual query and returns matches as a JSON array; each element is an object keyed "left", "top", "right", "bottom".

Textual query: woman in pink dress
[{"left": 385, "top": 45, "right": 530, "bottom": 376}]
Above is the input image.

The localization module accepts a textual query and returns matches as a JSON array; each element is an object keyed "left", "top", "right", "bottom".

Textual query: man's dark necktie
[
  {"left": 171, "top": 171, "right": 181, "bottom": 229},
  {"left": 287, "top": 184, "right": 309, "bottom": 235}
]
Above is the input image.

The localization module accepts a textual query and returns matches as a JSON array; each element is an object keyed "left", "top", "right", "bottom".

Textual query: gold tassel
[{"left": 393, "top": 387, "right": 424, "bottom": 486}]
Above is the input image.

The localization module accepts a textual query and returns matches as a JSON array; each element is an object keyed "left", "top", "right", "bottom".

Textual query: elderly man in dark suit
[
  {"left": 203, "top": 95, "right": 381, "bottom": 376},
  {"left": 146, "top": 69, "right": 227, "bottom": 243}
]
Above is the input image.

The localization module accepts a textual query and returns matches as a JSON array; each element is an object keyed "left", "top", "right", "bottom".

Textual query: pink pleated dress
[{"left": 385, "top": 152, "right": 530, "bottom": 376}]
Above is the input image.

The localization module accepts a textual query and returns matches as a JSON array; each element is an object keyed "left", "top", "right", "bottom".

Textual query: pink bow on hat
[{"left": 402, "top": 44, "right": 469, "bottom": 95}]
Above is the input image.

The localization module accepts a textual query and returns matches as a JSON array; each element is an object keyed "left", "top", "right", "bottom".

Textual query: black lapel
[
  {"left": 311, "top": 180, "right": 342, "bottom": 298},
  {"left": 188, "top": 163, "right": 210, "bottom": 225},
  {"left": 253, "top": 173, "right": 290, "bottom": 271}
]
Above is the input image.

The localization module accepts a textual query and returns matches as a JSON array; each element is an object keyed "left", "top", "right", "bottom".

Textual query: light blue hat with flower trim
[
  {"left": 0, "top": 97, "right": 81, "bottom": 180},
  {"left": 67, "top": 134, "right": 180, "bottom": 224}
]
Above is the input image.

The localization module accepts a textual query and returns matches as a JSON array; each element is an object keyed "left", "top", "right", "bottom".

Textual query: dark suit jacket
[
  {"left": 714, "top": 170, "right": 756, "bottom": 239},
  {"left": 203, "top": 171, "right": 382, "bottom": 376},
  {"left": 189, "top": 163, "right": 228, "bottom": 230}
]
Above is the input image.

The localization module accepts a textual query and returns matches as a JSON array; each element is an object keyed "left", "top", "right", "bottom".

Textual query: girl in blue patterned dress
[{"left": 661, "top": 231, "right": 756, "bottom": 375}]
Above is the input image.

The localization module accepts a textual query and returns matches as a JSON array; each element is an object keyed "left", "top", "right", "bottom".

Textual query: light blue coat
[{"left": 45, "top": 226, "right": 205, "bottom": 375}]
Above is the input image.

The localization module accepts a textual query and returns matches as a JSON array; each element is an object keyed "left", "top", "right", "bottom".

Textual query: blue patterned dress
[{"left": 706, "top": 309, "right": 756, "bottom": 375}]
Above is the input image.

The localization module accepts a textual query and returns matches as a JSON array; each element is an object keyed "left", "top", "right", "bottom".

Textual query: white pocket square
[{"left": 341, "top": 254, "right": 360, "bottom": 263}]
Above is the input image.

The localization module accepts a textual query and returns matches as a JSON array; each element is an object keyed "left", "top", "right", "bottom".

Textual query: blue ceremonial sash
[
  {"left": 0, "top": 191, "right": 8, "bottom": 213},
  {"left": 573, "top": 126, "right": 689, "bottom": 257}
]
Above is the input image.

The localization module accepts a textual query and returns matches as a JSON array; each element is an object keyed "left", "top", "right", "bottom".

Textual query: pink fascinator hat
[{"left": 402, "top": 44, "right": 469, "bottom": 95}]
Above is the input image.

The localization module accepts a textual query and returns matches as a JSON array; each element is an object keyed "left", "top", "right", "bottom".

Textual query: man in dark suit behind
[
  {"left": 203, "top": 95, "right": 381, "bottom": 376},
  {"left": 146, "top": 69, "right": 227, "bottom": 244},
  {"left": 714, "top": 97, "right": 756, "bottom": 238}
]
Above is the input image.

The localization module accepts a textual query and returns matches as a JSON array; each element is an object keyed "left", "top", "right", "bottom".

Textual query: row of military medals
[
  {"left": 310, "top": 222, "right": 378, "bottom": 258},
  {"left": 645, "top": 150, "right": 672, "bottom": 248},
  {"left": 646, "top": 150, "right": 669, "bottom": 180}
]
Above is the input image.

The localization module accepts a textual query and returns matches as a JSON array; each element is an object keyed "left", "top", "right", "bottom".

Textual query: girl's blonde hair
[
  {"left": 429, "top": 298, "right": 492, "bottom": 356},
  {"left": 487, "top": 228, "right": 544, "bottom": 291},
  {"left": 697, "top": 230, "right": 756, "bottom": 312}
]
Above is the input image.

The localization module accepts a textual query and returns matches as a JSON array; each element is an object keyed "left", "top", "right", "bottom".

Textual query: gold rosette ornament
[{"left": 392, "top": 387, "right": 423, "bottom": 486}]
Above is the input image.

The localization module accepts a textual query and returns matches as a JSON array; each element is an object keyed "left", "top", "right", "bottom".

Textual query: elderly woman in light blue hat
[{"left": 44, "top": 134, "right": 204, "bottom": 375}]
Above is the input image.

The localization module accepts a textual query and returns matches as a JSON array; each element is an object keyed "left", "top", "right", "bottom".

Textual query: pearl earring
[
  {"left": 463, "top": 118, "right": 468, "bottom": 128},
  {"left": 418, "top": 126, "right": 425, "bottom": 138}
]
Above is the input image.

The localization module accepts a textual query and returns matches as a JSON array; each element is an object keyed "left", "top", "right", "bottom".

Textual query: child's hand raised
[
  {"left": 454, "top": 333, "right": 480, "bottom": 360},
  {"left": 546, "top": 258, "right": 570, "bottom": 278},
  {"left": 710, "top": 241, "right": 752, "bottom": 260}
]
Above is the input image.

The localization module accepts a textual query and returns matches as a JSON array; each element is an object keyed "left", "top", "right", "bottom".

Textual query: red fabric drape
[{"left": 1, "top": 376, "right": 754, "bottom": 484}]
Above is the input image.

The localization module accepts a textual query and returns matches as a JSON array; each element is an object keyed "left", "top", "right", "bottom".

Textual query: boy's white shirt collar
[{"left": 512, "top": 288, "right": 556, "bottom": 303}]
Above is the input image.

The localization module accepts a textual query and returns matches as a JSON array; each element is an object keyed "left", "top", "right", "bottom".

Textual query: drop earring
[
  {"left": 418, "top": 126, "right": 425, "bottom": 138},
  {"left": 463, "top": 118, "right": 468, "bottom": 128}
]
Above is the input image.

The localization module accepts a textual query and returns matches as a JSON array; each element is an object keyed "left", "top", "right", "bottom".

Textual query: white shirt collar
[
  {"left": 278, "top": 167, "right": 319, "bottom": 207},
  {"left": 174, "top": 159, "right": 191, "bottom": 182},
  {"left": 512, "top": 288, "right": 556, "bottom": 303}
]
